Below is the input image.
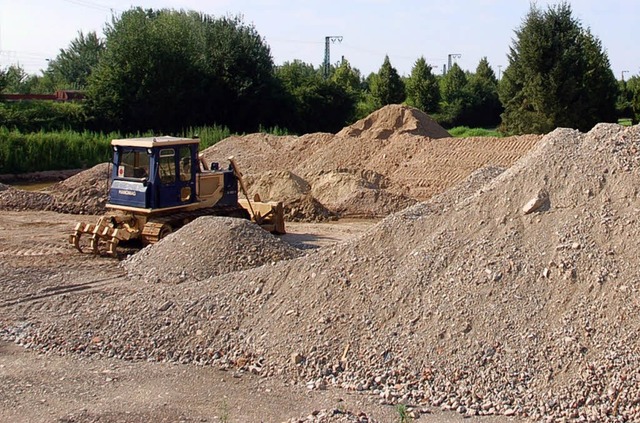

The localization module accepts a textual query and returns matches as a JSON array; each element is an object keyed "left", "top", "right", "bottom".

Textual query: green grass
[
  {"left": 395, "top": 404, "right": 412, "bottom": 423},
  {"left": 448, "top": 126, "right": 503, "bottom": 137},
  {"left": 618, "top": 118, "right": 633, "bottom": 127}
]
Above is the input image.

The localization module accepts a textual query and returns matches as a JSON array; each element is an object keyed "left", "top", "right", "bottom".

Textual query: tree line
[{"left": 1, "top": 2, "right": 639, "bottom": 137}]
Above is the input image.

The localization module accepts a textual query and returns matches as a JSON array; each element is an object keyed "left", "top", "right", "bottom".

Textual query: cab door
[{"left": 155, "top": 146, "right": 195, "bottom": 209}]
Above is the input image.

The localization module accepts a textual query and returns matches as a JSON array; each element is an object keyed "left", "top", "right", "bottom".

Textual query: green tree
[
  {"left": 0, "top": 68, "right": 7, "bottom": 92},
  {"left": 1, "top": 65, "right": 38, "bottom": 94},
  {"left": 275, "top": 60, "right": 355, "bottom": 133},
  {"left": 466, "top": 57, "right": 502, "bottom": 127},
  {"left": 616, "top": 80, "right": 633, "bottom": 121},
  {"left": 370, "top": 55, "right": 406, "bottom": 108},
  {"left": 331, "top": 60, "right": 362, "bottom": 100},
  {"left": 438, "top": 63, "right": 469, "bottom": 127},
  {"left": 202, "top": 14, "right": 279, "bottom": 131},
  {"left": 499, "top": 2, "right": 618, "bottom": 134},
  {"left": 406, "top": 57, "right": 440, "bottom": 114},
  {"left": 44, "top": 31, "right": 105, "bottom": 90},
  {"left": 627, "top": 75, "right": 640, "bottom": 124},
  {"left": 86, "top": 9, "right": 277, "bottom": 133}
]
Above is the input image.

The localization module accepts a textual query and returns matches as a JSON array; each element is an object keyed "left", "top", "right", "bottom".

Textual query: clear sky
[{"left": 0, "top": 0, "right": 637, "bottom": 80}]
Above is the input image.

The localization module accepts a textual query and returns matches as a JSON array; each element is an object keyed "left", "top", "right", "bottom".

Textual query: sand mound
[
  {"left": 333, "top": 188, "right": 417, "bottom": 218},
  {"left": 308, "top": 169, "right": 387, "bottom": 208},
  {"left": 337, "top": 104, "right": 451, "bottom": 139},
  {"left": 284, "top": 194, "right": 336, "bottom": 222},
  {"left": 244, "top": 170, "right": 311, "bottom": 203},
  {"left": 197, "top": 106, "right": 536, "bottom": 220},
  {"left": 123, "top": 216, "right": 303, "bottom": 283}
]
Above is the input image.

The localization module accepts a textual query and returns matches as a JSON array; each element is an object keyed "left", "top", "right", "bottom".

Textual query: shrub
[{"left": 0, "top": 101, "right": 87, "bottom": 132}]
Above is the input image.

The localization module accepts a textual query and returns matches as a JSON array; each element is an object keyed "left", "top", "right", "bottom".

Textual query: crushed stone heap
[
  {"left": 123, "top": 216, "right": 303, "bottom": 283},
  {"left": 6, "top": 123, "right": 640, "bottom": 422},
  {"left": 0, "top": 163, "right": 110, "bottom": 214}
]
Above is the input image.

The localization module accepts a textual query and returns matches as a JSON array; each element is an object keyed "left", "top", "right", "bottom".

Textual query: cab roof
[{"left": 111, "top": 136, "right": 200, "bottom": 148}]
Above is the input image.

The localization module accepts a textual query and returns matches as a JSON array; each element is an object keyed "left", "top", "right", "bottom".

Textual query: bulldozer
[{"left": 69, "top": 136, "right": 285, "bottom": 256}]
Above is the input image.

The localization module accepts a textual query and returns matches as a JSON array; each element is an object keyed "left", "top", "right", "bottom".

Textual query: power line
[{"left": 59, "top": 0, "right": 119, "bottom": 13}]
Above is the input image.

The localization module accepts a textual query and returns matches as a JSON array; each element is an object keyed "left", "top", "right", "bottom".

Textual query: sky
[{"left": 0, "top": 0, "right": 638, "bottom": 80}]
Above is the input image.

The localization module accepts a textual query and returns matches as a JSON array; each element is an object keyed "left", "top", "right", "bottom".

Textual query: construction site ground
[
  {"left": 0, "top": 211, "right": 514, "bottom": 423},
  {"left": 2, "top": 106, "right": 640, "bottom": 422}
]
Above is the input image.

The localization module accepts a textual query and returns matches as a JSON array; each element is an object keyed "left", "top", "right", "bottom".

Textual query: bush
[{"left": 0, "top": 101, "right": 88, "bottom": 132}]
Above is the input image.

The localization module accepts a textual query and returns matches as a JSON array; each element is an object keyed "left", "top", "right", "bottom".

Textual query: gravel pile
[
  {"left": 0, "top": 184, "right": 54, "bottom": 211},
  {"left": 285, "top": 409, "right": 381, "bottom": 423},
  {"left": 48, "top": 162, "right": 111, "bottom": 214},
  {"left": 0, "top": 163, "right": 110, "bottom": 214},
  {"left": 5, "top": 123, "right": 640, "bottom": 421},
  {"left": 123, "top": 216, "right": 304, "bottom": 283}
]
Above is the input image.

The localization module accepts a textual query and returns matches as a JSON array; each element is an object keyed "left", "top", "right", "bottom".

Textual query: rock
[
  {"left": 292, "top": 353, "right": 305, "bottom": 365},
  {"left": 522, "top": 190, "right": 549, "bottom": 214}
]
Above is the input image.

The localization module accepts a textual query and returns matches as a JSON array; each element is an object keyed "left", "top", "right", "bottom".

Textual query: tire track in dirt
[
  {"left": 0, "top": 244, "right": 69, "bottom": 256},
  {"left": 1, "top": 273, "right": 126, "bottom": 308}
]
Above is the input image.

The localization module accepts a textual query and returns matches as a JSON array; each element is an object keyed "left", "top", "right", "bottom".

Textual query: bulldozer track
[
  {"left": 0, "top": 244, "right": 69, "bottom": 257},
  {"left": 0, "top": 273, "right": 126, "bottom": 308}
]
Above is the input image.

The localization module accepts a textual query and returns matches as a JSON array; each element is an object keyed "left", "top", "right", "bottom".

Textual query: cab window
[
  {"left": 179, "top": 147, "right": 192, "bottom": 182},
  {"left": 119, "top": 149, "right": 149, "bottom": 179},
  {"left": 159, "top": 149, "right": 176, "bottom": 184}
]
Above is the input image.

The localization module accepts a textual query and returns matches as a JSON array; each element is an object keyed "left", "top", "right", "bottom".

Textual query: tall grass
[
  {"left": 178, "top": 125, "right": 233, "bottom": 150},
  {"left": 448, "top": 126, "right": 503, "bottom": 137},
  {"left": 0, "top": 128, "right": 113, "bottom": 173},
  {"left": 0, "top": 125, "right": 289, "bottom": 174}
]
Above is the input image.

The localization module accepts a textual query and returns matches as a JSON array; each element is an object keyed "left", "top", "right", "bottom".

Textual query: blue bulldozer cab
[{"left": 108, "top": 136, "right": 238, "bottom": 211}]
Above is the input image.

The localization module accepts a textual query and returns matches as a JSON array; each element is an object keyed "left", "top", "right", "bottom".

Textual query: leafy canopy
[
  {"left": 369, "top": 55, "right": 406, "bottom": 108},
  {"left": 86, "top": 8, "right": 277, "bottom": 133}
]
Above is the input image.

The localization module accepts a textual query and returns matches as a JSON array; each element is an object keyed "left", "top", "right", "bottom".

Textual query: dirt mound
[
  {"left": 244, "top": 170, "right": 311, "bottom": 203},
  {"left": 0, "top": 164, "right": 110, "bottom": 214},
  {"left": 308, "top": 169, "right": 386, "bottom": 208},
  {"left": 197, "top": 107, "right": 537, "bottom": 221},
  {"left": 123, "top": 216, "right": 303, "bottom": 283},
  {"left": 337, "top": 104, "right": 451, "bottom": 139},
  {"left": 333, "top": 188, "right": 417, "bottom": 218},
  {"left": 49, "top": 163, "right": 111, "bottom": 214},
  {"left": 285, "top": 194, "right": 336, "bottom": 222}
]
